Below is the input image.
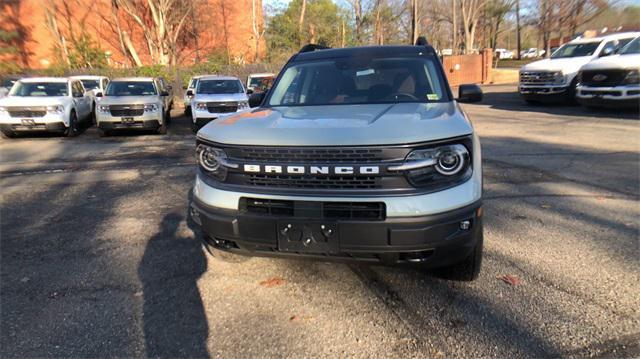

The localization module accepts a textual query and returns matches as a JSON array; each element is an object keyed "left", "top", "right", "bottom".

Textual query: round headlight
[
  {"left": 198, "top": 147, "right": 220, "bottom": 172},
  {"left": 434, "top": 145, "right": 468, "bottom": 176}
]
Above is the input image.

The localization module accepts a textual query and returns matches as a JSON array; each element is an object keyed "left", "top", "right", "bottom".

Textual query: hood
[
  {"left": 197, "top": 102, "right": 473, "bottom": 146},
  {"left": 194, "top": 93, "right": 248, "bottom": 102},
  {"left": 521, "top": 57, "right": 593, "bottom": 74},
  {"left": 98, "top": 95, "right": 161, "bottom": 106},
  {"left": 580, "top": 54, "right": 640, "bottom": 71},
  {"left": 0, "top": 96, "right": 67, "bottom": 107}
]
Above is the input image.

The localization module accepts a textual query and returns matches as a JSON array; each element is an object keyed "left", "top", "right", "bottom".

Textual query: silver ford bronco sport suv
[{"left": 190, "top": 39, "right": 484, "bottom": 281}]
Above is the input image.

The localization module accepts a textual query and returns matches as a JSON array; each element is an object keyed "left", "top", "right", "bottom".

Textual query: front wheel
[
  {"left": 157, "top": 123, "right": 167, "bottom": 135},
  {"left": 1, "top": 129, "right": 17, "bottom": 139},
  {"left": 65, "top": 111, "right": 78, "bottom": 137},
  {"left": 434, "top": 232, "right": 483, "bottom": 281}
]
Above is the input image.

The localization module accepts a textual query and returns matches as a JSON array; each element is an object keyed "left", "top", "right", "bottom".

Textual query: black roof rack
[
  {"left": 299, "top": 44, "right": 331, "bottom": 53},
  {"left": 415, "top": 36, "right": 429, "bottom": 46}
]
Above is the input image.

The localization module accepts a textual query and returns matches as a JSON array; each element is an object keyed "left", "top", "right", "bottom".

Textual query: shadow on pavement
[
  {"left": 479, "top": 88, "right": 639, "bottom": 120},
  {"left": 139, "top": 212, "right": 209, "bottom": 358}
]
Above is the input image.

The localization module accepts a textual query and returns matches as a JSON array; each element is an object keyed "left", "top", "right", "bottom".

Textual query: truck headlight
[
  {"left": 143, "top": 103, "right": 158, "bottom": 113},
  {"left": 391, "top": 142, "right": 472, "bottom": 189},
  {"left": 196, "top": 144, "right": 230, "bottom": 181},
  {"left": 238, "top": 101, "right": 249, "bottom": 110},
  {"left": 552, "top": 71, "right": 565, "bottom": 85},
  {"left": 46, "top": 105, "right": 64, "bottom": 114},
  {"left": 196, "top": 102, "right": 208, "bottom": 111},
  {"left": 97, "top": 104, "right": 110, "bottom": 113},
  {"left": 622, "top": 70, "right": 639, "bottom": 85}
]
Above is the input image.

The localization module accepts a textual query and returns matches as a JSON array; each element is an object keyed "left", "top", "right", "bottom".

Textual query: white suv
[
  {"left": 0, "top": 77, "right": 93, "bottom": 138},
  {"left": 576, "top": 36, "right": 640, "bottom": 109},
  {"left": 519, "top": 32, "right": 640, "bottom": 103},
  {"left": 188, "top": 76, "right": 249, "bottom": 133}
]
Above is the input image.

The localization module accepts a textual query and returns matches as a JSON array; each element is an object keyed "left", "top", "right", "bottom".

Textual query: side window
[
  {"left": 600, "top": 40, "right": 617, "bottom": 56},
  {"left": 616, "top": 38, "right": 633, "bottom": 52}
]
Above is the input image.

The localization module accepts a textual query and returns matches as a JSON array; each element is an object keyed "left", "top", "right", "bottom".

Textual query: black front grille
[
  {"left": 207, "top": 102, "right": 238, "bottom": 113},
  {"left": 240, "top": 198, "right": 386, "bottom": 220},
  {"left": 229, "top": 147, "right": 393, "bottom": 163},
  {"left": 581, "top": 70, "right": 630, "bottom": 87},
  {"left": 8, "top": 107, "right": 46, "bottom": 118},
  {"left": 246, "top": 174, "right": 381, "bottom": 189},
  {"left": 110, "top": 105, "right": 144, "bottom": 117}
]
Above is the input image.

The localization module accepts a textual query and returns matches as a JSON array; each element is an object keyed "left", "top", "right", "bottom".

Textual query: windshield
[
  {"left": 267, "top": 57, "right": 448, "bottom": 106},
  {"left": 619, "top": 37, "right": 640, "bottom": 55},
  {"left": 105, "top": 81, "right": 156, "bottom": 96},
  {"left": 80, "top": 79, "right": 100, "bottom": 90},
  {"left": 9, "top": 81, "right": 68, "bottom": 97},
  {"left": 551, "top": 41, "right": 601, "bottom": 58},
  {"left": 197, "top": 79, "right": 243, "bottom": 94}
]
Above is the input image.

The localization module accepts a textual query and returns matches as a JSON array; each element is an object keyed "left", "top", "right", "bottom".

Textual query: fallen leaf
[
  {"left": 497, "top": 275, "right": 522, "bottom": 286},
  {"left": 259, "top": 277, "right": 286, "bottom": 288}
]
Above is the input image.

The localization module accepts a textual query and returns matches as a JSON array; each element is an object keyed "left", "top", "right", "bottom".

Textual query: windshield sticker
[
  {"left": 427, "top": 93, "right": 439, "bottom": 100},
  {"left": 356, "top": 69, "right": 375, "bottom": 76}
]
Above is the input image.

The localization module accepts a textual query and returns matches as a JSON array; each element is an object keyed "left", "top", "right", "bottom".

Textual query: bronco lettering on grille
[{"left": 242, "top": 164, "right": 380, "bottom": 175}]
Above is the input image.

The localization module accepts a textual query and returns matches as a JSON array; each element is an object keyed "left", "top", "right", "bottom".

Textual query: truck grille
[
  {"left": 520, "top": 71, "right": 557, "bottom": 85},
  {"left": 240, "top": 198, "right": 386, "bottom": 220},
  {"left": 228, "top": 147, "right": 392, "bottom": 163},
  {"left": 207, "top": 102, "right": 238, "bottom": 113},
  {"left": 8, "top": 107, "right": 46, "bottom": 118},
  {"left": 581, "top": 70, "right": 630, "bottom": 87},
  {"left": 246, "top": 174, "right": 381, "bottom": 189},
  {"left": 110, "top": 105, "right": 144, "bottom": 117}
]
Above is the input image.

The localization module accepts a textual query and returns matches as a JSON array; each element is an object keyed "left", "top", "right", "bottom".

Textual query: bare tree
[
  {"left": 252, "top": 0, "right": 266, "bottom": 60},
  {"left": 460, "top": 0, "right": 489, "bottom": 53},
  {"left": 114, "top": 0, "right": 191, "bottom": 65}
]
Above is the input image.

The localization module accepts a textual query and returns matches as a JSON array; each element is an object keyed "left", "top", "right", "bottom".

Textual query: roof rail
[
  {"left": 299, "top": 44, "right": 331, "bottom": 53},
  {"left": 415, "top": 36, "right": 429, "bottom": 46}
]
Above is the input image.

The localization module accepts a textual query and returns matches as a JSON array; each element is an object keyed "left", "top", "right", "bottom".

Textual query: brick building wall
[{"left": 0, "top": 0, "right": 265, "bottom": 69}]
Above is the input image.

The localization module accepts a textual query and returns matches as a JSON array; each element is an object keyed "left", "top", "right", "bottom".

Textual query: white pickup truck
[
  {"left": 576, "top": 36, "right": 640, "bottom": 109},
  {"left": 519, "top": 32, "right": 640, "bottom": 103}
]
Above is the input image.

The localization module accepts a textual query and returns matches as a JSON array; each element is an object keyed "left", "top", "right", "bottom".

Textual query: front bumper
[
  {"left": 190, "top": 193, "right": 482, "bottom": 267},
  {"left": 519, "top": 84, "right": 571, "bottom": 100},
  {"left": 96, "top": 111, "right": 163, "bottom": 130},
  {"left": 0, "top": 114, "right": 67, "bottom": 133},
  {"left": 577, "top": 85, "right": 640, "bottom": 109}
]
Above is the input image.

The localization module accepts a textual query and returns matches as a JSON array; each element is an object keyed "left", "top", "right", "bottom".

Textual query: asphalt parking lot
[{"left": 1, "top": 84, "right": 638, "bottom": 358}]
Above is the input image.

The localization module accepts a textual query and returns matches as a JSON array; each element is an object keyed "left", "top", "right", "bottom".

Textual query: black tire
[
  {"left": 157, "top": 123, "right": 167, "bottom": 135},
  {"left": 98, "top": 128, "right": 108, "bottom": 137},
  {"left": 1, "top": 129, "right": 17, "bottom": 138},
  {"left": 90, "top": 102, "right": 96, "bottom": 125},
  {"left": 435, "top": 233, "right": 483, "bottom": 281},
  {"left": 191, "top": 121, "right": 200, "bottom": 134},
  {"left": 65, "top": 111, "right": 78, "bottom": 137},
  {"left": 185, "top": 106, "right": 192, "bottom": 116},
  {"left": 566, "top": 78, "right": 578, "bottom": 104}
]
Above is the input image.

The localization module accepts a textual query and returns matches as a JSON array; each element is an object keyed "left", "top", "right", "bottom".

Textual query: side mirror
[
  {"left": 246, "top": 88, "right": 254, "bottom": 95},
  {"left": 186, "top": 89, "right": 194, "bottom": 97},
  {"left": 96, "top": 92, "right": 103, "bottom": 97},
  {"left": 600, "top": 46, "right": 614, "bottom": 57},
  {"left": 458, "top": 84, "right": 483, "bottom": 103},
  {"left": 248, "top": 92, "right": 266, "bottom": 108},
  {"left": 160, "top": 91, "right": 169, "bottom": 97}
]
